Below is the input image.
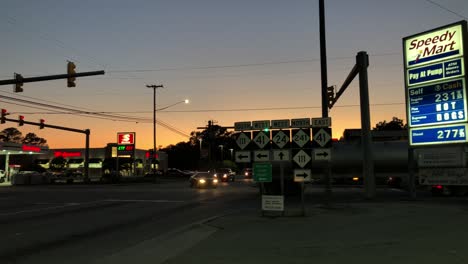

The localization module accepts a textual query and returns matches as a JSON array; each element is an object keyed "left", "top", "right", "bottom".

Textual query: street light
[
  {"left": 157, "top": 99, "right": 189, "bottom": 111},
  {"left": 146, "top": 84, "right": 163, "bottom": 179},
  {"left": 229, "top": 148, "right": 233, "bottom": 160}
]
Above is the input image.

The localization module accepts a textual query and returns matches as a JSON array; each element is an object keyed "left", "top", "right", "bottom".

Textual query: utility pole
[{"left": 146, "top": 84, "right": 163, "bottom": 179}]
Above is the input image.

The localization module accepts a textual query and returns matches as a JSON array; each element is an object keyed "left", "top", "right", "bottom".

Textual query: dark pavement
[{"left": 1, "top": 178, "right": 467, "bottom": 264}]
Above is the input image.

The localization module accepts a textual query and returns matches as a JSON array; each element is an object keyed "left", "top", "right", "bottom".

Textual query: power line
[
  {"left": 107, "top": 53, "right": 400, "bottom": 74},
  {"left": 424, "top": 0, "right": 468, "bottom": 20},
  {"left": 11, "top": 102, "right": 405, "bottom": 115}
]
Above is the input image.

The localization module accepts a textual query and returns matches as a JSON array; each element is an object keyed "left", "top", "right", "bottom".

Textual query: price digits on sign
[
  {"left": 437, "top": 128, "right": 465, "bottom": 139},
  {"left": 435, "top": 91, "right": 462, "bottom": 102}
]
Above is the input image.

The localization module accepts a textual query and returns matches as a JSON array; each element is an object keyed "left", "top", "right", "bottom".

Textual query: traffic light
[
  {"left": 67, "top": 61, "right": 76, "bottom": 87},
  {"left": 18, "top": 115, "right": 24, "bottom": 126},
  {"left": 39, "top": 119, "right": 45, "bottom": 129},
  {"left": 327, "top": 86, "right": 335, "bottom": 108},
  {"left": 1, "top": 109, "right": 7, "bottom": 124},
  {"left": 14, "top": 73, "right": 23, "bottom": 93}
]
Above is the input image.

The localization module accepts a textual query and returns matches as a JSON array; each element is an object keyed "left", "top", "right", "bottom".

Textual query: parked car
[
  {"left": 189, "top": 172, "right": 218, "bottom": 188},
  {"left": 213, "top": 168, "right": 235, "bottom": 182},
  {"left": 12, "top": 171, "right": 48, "bottom": 185},
  {"left": 0, "top": 170, "right": 5, "bottom": 183},
  {"left": 243, "top": 168, "right": 253, "bottom": 179}
]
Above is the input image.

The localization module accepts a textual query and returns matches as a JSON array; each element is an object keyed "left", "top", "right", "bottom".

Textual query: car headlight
[
  {"left": 352, "top": 177, "right": 359, "bottom": 181},
  {"left": 213, "top": 179, "right": 218, "bottom": 183},
  {"left": 223, "top": 174, "right": 227, "bottom": 178},
  {"left": 199, "top": 179, "right": 206, "bottom": 184},
  {"left": 245, "top": 172, "right": 248, "bottom": 176}
]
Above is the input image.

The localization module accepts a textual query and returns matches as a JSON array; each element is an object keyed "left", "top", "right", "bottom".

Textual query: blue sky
[{"left": 1, "top": 0, "right": 467, "bottom": 149}]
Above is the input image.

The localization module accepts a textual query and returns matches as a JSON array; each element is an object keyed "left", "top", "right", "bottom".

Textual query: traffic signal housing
[
  {"left": 18, "top": 115, "right": 24, "bottom": 126},
  {"left": 67, "top": 61, "right": 76, "bottom": 87},
  {"left": 1, "top": 109, "right": 7, "bottom": 124},
  {"left": 14, "top": 73, "right": 23, "bottom": 93},
  {"left": 40, "top": 119, "right": 45, "bottom": 129},
  {"left": 327, "top": 85, "right": 335, "bottom": 108}
]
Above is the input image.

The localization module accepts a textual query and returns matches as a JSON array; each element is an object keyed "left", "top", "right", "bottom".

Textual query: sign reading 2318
[{"left": 408, "top": 78, "right": 467, "bottom": 127}]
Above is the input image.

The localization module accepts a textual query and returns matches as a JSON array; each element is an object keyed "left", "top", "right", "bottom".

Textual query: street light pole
[{"left": 146, "top": 84, "right": 163, "bottom": 179}]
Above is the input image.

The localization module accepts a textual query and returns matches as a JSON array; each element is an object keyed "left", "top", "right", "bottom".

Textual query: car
[
  {"left": 167, "top": 168, "right": 192, "bottom": 178},
  {"left": 243, "top": 168, "right": 253, "bottom": 179},
  {"left": 0, "top": 170, "right": 5, "bottom": 183},
  {"left": 189, "top": 172, "right": 218, "bottom": 188},
  {"left": 213, "top": 168, "right": 235, "bottom": 182}
]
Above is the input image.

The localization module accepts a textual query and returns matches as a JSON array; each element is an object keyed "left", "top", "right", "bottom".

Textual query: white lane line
[
  {"left": 0, "top": 203, "right": 81, "bottom": 216},
  {"left": 103, "top": 199, "right": 186, "bottom": 203}
]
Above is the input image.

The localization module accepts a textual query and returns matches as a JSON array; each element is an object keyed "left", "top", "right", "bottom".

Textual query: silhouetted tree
[
  {"left": 374, "top": 117, "right": 407, "bottom": 131},
  {"left": 22, "top": 133, "right": 47, "bottom": 146},
  {"left": 0, "top": 127, "right": 23, "bottom": 143}
]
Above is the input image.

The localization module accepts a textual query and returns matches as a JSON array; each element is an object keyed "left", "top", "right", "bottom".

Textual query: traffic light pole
[{"left": 2, "top": 117, "right": 91, "bottom": 181}]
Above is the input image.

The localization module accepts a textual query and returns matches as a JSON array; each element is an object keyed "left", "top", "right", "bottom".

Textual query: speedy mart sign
[{"left": 405, "top": 22, "right": 464, "bottom": 68}]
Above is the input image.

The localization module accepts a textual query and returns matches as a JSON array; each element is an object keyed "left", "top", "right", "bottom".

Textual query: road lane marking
[
  {"left": 0, "top": 203, "right": 81, "bottom": 216},
  {"left": 103, "top": 199, "right": 186, "bottom": 203}
]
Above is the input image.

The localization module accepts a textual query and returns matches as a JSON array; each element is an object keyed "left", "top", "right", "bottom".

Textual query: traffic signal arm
[
  {"left": 0, "top": 71, "right": 105, "bottom": 88},
  {"left": 329, "top": 64, "right": 360, "bottom": 109}
]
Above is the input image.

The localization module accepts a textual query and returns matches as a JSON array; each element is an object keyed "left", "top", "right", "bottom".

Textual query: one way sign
[
  {"left": 294, "top": 169, "right": 311, "bottom": 182},
  {"left": 254, "top": 150, "right": 270, "bottom": 162},
  {"left": 235, "top": 151, "right": 251, "bottom": 163},
  {"left": 313, "top": 148, "right": 331, "bottom": 161}
]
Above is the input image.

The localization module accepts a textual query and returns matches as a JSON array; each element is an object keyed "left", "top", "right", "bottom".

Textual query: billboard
[{"left": 404, "top": 21, "right": 467, "bottom": 146}]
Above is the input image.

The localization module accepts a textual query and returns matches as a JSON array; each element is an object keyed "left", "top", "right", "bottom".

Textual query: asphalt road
[
  {"left": 0, "top": 177, "right": 466, "bottom": 264},
  {"left": 0, "top": 177, "right": 259, "bottom": 264}
]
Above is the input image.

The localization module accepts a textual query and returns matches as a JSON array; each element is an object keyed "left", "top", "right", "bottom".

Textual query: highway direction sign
[
  {"left": 311, "top": 117, "right": 331, "bottom": 127},
  {"left": 292, "top": 129, "right": 311, "bottom": 148},
  {"left": 294, "top": 169, "right": 312, "bottom": 182},
  {"left": 253, "top": 150, "right": 270, "bottom": 162},
  {"left": 254, "top": 163, "right": 272, "bottom": 182},
  {"left": 235, "top": 132, "right": 251, "bottom": 150},
  {"left": 291, "top": 118, "right": 310, "bottom": 128},
  {"left": 272, "top": 130, "right": 290, "bottom": 149},
  {"left": 234, "top": 121, "right": 252, "bottom": 131},
  {"left": 271, "top": 119, "right": 290, "bottom": 129},
  {"left": 235, "top": 151, "right": 251, "bottom": 163},
  {"left": 272, "top": 149, "right": 291, "bottom": 161},
  {"left": 313, "top": 148, "right": 331, "bottom": 161},
  {"left": 252, "top": 120, "right": 271, "bottom": 130},
  {"left": 252, "top": 131, "right": 270, "bottom": 149},
  {"left": 312, "top": 127, "right": 332, "bottom": 148},
  {"left": 293, "top": 149, "right": 311, "bottom": 168}
]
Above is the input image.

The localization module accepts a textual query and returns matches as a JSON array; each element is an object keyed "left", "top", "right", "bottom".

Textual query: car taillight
[{"left": 434, "top": 185, "right": 443, "bottom": 189}]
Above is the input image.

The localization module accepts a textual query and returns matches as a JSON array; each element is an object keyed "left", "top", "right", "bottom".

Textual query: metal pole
[
  {"left": 319, "top": 0, "right": 328, "bottom": 118},
  {"left": 357, "top": 51, "right": 375, "bottom": 199},
  {"left": 319, "top": 0, "right": 332, "bottom": 204},
  {"left": 301, "top": 182, "right": 305, "bottom": 216},
  {"left": 84, "top": 129, "right": 90, "bottom": 182},
  {"left": 408, "top": 148, "right": 416, "bottom": 199},
  {"left": 280, "top": 162, "right": 285, "bottom": 216}
]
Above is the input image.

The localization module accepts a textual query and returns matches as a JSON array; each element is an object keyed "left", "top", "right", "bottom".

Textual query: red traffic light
[
  {"left": 40, "top": 119, "right": 45, "bottom": 129},
  {"left": 18, "top": 115, "right": 24, "bottom": 126},
  {"left": 1, "top": 109, "right": 7, "bottom": 124}
]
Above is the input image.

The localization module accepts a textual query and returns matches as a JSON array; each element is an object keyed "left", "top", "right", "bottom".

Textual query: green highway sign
[{"left": 253, "top": 163, "right": 272, "bottom": 182}]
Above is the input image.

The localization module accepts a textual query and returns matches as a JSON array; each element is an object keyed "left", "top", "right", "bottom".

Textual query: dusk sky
[{"left": 1, "top": 0, "right": 467, "bottom": 150}]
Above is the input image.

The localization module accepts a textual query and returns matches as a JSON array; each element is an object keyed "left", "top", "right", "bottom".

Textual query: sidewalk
[{"left": 163, "top": 201, "right": 468, "bottom": 264}]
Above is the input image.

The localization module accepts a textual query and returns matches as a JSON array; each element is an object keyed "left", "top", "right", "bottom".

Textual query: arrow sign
[
  {"left": 235, "top": 151, "right": 251, "bottom": 163},
  {"left": 254, "top": 150, "right": 270, "bottom": 162},
  {"left": 273, "top": 149, "right": 291, "bottom": 161},
  {"left": 279, "top": 152, "right": 285, "bottom": 160},
  {"left": 313, "top": 148, "right": 331, "bottom": 161},
  {"left": 316, "top": 151, "right": 329, "bottom": 157},
  {"left": 294, "top": 169, "right": 311, "bottom": 182}
]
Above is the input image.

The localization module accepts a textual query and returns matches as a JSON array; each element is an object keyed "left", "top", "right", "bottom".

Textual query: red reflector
[{"left": 434, "top": 185, "right": 443, "bottom": 189}]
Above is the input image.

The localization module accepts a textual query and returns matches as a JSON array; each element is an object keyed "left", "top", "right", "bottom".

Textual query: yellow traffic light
[{"left": 67, "top": 61, "right": 76, "bottom": 87}]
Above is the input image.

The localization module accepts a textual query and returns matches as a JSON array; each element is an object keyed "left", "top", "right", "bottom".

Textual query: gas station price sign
[
  {"left": 408, "top": 78, "right": 467, "bottom": 127},
  {"left": 404, "top": 21, "right": 468, "bottom": 146}
]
